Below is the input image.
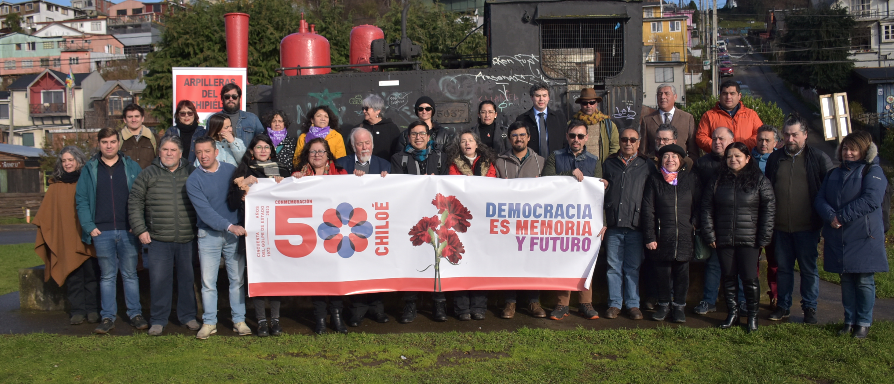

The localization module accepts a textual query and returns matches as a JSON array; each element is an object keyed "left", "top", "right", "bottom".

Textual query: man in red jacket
[{"left": 695, "top": 80, "right": 762, "bottom": 153}]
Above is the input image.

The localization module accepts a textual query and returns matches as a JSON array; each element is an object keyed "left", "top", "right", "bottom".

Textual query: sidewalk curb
[{"left": 0, "top": 224, "right": 36, "bottom": 232}]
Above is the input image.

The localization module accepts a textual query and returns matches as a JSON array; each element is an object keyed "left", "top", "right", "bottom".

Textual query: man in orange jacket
[{"left": 695, "top": 80, "right": 763, "bottom": 153}]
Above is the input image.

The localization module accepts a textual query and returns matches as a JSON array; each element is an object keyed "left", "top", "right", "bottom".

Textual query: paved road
[
  {"left": 724, "top": 36, "right": 839, "bottom": 160},
  {"left": 0, "top": 230, "right": 36, "bottom": 245}
]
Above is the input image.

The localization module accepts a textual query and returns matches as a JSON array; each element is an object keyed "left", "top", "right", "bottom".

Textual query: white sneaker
[
  {"left": 148, "top": 324, "right": 164, "bottom": 336},
  {"left": 233, "top": 321, "right": 251, "bottom": 336},
  {"left": 196, "top": 324, "right": 216, "bottom": 340}
]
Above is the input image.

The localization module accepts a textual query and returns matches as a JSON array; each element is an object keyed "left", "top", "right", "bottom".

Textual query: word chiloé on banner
[{"left": 245, "top": 175, "right": 605, "bottom": 296}]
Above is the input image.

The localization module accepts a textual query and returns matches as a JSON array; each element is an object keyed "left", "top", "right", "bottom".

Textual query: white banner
[{"left": 245, "top": 175, "right": 604, "bottom": 296}]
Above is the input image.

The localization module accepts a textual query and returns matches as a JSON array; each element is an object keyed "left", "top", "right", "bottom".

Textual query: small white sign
[{"left": 379, "top": 80, "right": 400, "bottom": 87}]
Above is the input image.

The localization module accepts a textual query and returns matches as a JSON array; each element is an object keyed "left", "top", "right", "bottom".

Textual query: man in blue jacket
[
  {"left": 187, "top": 136, "right": 250, "bottom": 339},
  {"left": 206, "top": 83, "right": 265, "bottom": 146},
  {"left": 75, "top": 128, "right": 146, "bottom": 334},
  {"left": 336, "top": 127, "right": 392, "bottom": 176},
  {"left": 336, "top": 127, "right": 391, "bottom": 326}
]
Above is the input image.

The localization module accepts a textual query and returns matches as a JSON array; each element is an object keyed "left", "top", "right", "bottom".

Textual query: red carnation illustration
[{"left": 408, "top": 193, "right": 473, "bottom": 292}]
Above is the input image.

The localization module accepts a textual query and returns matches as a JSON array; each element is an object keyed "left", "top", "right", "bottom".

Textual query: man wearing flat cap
[{"left": 571, "top": 88, "right": 618, "bottom": 162}]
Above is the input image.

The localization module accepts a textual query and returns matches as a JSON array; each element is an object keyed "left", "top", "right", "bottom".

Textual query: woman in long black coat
[
  {"left": 642, "top": 144, "right": 701, "bottom": 323},
  {"left": 701, "top": 142, "right": 776, "bottom": 333}
]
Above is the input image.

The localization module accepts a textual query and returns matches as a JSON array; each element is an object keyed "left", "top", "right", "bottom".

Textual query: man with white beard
[{"left": 336, "top": 127, "right": 391, "bottom": 326}]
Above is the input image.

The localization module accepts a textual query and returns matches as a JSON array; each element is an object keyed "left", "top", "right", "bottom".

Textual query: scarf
[
  {"left": 249, "top": 160, "right": 282, "bottom": 178},
  {"left": 267, "top": 128, "right": 288, "bottom": 147},
  {"left": 176, "top": 120, "right": 198, "bottom": 136},
  {"left": 305, "top": 126, "right": 331, "bottom": 143},
  {"left": 296, "top": 161, "right": 334, "bottom": 176},
  {"left": 572, "top": 110, "right": 610, "bottom": 126},
  {"left": 59, "top": 170, "right": 80, "bottom": 184},
  {"left": 661, "top": 166, "right": 679, "bottom": 185},
  {"left": 405, "top": 140, "right": 433, "bottom": 162}
]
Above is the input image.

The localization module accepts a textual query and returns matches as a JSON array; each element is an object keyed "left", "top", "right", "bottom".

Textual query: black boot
[
  {"left": 433, "top": 301, "right": 448, "bottom": 322},
  {"left": 331, "top": 308, "right": 348, "bottom": 334},
  {"left": 313, "top": 315, "right": 327, "bottom": 335},
  {"left": 719, "top": 277, "right": 740, "bottom": 329},
  {"left": 257, "top": 319, "right": 269, "bottom": 337},
  {"left": 744, "top": 278, "right": 760, "bottom": 333},
  {"left": 652, "top": 303, "right": 670, "bottom": 321},
  {"left": 399, "top": 301, "right": 417, "bottom": 323}
]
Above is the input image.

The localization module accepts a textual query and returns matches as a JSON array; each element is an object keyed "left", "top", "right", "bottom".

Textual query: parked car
[
  {"left": 721, "top": 60, "right": 733, "bottom": 67},
  {"left": 740, "top": 85, "right": 753, "bottom": 96},
  {"left": 720, "top": 66, "right": 734, "bottom": 77},
  {"left": 719, "top": 53, "right": 731, "bottom": 60}
]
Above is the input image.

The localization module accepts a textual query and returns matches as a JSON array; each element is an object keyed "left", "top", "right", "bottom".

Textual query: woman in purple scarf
[
  {"left": 291, "top": 106, "right": 347, "bottom": 168},
  {"left": 262, "top": 110, "right": 298, "bottom": 171}
]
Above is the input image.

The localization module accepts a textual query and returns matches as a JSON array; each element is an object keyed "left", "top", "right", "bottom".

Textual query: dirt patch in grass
[{"left": 436, "top": 349, "right": 509, "bottom": 367}]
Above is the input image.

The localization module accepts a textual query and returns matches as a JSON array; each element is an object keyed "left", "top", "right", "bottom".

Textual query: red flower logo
[{"left": 408, "top": 193, "right": 473, "bottom": 291}]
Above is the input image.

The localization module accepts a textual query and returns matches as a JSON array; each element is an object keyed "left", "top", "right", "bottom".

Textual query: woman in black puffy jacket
[
  {"left": 642, "top": 144, "right": 701, "bottom": 323},
  {"left": 701, "top": 142, "right": 775, "bottom": 333}
]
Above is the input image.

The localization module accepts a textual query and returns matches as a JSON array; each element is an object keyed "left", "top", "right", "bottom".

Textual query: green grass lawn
[
  {"left": 0, "top": 216, "right": 28, "bottom": 225},
  {"left": 0, "top": 243, "right": 41, "bottom": 295},
  {"left": 0, "top": 323, "right": 890, "bottom": 382}
]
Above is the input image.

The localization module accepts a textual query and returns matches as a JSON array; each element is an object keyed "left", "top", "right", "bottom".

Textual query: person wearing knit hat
[
  {"left": 397, "top": 96, "right": 455, "bottom": 152},
  {"left": 642, "top": 142, "right": 701, "bottom": 323}
]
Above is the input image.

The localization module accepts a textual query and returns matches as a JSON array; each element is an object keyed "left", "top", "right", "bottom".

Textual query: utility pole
[{"left": 712, "top": 0, "right": 718, "bottom": 97}]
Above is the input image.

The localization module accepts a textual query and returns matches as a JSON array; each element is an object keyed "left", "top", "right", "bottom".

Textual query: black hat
[
  {"left": 657, "top": 144, "right": 686, "bottom": 159},
  {"left": 414, "top": 96, "right": 436, "bottom": 116}
]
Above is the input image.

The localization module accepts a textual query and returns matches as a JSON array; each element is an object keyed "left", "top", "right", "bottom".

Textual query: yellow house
[
  {"left": 642, "top": 3, "right": 689, "bottom": 107},
  {"left": 642, "top": 4, "right": 689, "bottom": 65}
]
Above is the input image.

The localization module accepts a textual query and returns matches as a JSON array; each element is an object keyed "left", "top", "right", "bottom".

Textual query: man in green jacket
[
  {"left": 571, "top": 88, "right": 619, "bottom": 163},
  {"left": 128, "top": 136, "right": 199, "bottom": 336},
  {"left": 75, "top": 128, "right": 145, "bottom": 334}
]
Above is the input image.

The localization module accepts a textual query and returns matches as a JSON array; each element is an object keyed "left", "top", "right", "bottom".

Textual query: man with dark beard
[{"left": 207, "top": 83, "right": 265, "bottom": 145}]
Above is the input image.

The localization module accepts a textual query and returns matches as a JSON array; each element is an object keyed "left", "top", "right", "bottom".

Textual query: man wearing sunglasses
[
  {"left": 640, "top": 84, "right": 697, "bottom": 158},
  {"left": 571, "top": 88, "right": 618, "bottom": 163},
  {"left": 206, "top": 83, "right": 265, "bottom": 146},
  {"left": 600, "top": 128, "right": 651, "bottom": 320},
  {"left": 514, "top": 83, "right": 567, "bottom": 158},
  {"left": 542, "top": 120, "right": 608, "bottom": 321}
]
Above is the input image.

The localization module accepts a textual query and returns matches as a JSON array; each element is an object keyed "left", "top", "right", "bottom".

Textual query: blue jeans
[
  {"left": 702, "top": 249, "right": 720, "bottom": 304},
  {"left": 197, "top": 228, "right": 246, "bottom": 325},
  {"left": 605, "top": 227, "right": 643, "bottom": 309},
  {"left": 93, "top": 230, "right": 141, "bottom": 321},
  {"left": 775, "top": 229, "right": 821, "bottom": 311},
  {"left": 840, "top": 273, "right": 876, "bottom": 327},
  {"left": 146, "top": 240, "right": 197, "bottom": 326}
]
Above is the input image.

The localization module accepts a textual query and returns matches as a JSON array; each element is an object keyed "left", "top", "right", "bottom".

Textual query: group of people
[{"left": 32, "top": 80, "right": 888, "bottom": 340}]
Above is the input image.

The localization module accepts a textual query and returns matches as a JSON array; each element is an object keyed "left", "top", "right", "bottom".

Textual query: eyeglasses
[
  {"left": 479, "top": 110, "right": 496, "bottom": 115},
  {"left": 409, "top": 131, "right": 429, "bottom": 137},
  {"left": 223, "top": 94, "right": 239, "bottom": 101},
  {"left": 580, "top": 100, "right": 598, "bottom": 106},
  {"left": 416, "top": 107, "right": 433, "bottom": 112},
  {"left": 568, "top": 133, "right": 586, "bottom": 140},
  {"left": 657, "top": 138, "right": 674, "bottom": 144},
  {"left": 178, "top": 111, "right": 194, "bottom": 117},
  {"left": 254, "top": 146, "right": 271, "bottom": 151},
  {"left": 510, "top": 133, "right": 528, "bottom": 139},
  {"left": 309, "top": 150, "right": 327, "bottom": 156},
  {"left": 620, "top": 137, "right": 639, "bottom": 143},
  {"left": 362, "top": 106, "right": 369, "bottom": 111}
]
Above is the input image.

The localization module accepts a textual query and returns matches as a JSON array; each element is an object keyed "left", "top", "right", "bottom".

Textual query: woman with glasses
[
  {"left": 701, "top": 142, "right": 775, "bottom": 333},
  {"left": 291, "top": 138, "right": 349, "bottom": 334},
  {"left": 164, "top": 100, "right": 204, "bottom": 163},
  {"left": 397, "top": 96, "right": 455, "bottom": 153},
  {"left": 228, "top": 134, "right": 291, "bottom": 337},
  {"left": 357, "top": 94, "right": 401, "bottom": 160},
  {"left": 261, "top": 110, "right": 298, "bottom": 171},
  {"left": 199, "top": 114, "right": 245, "bottom": 167},
  {"left": 471, "top": 100, "right": 509, "bottom": 154},
  {"left": 292, "top": 106, "right": 347, "bottom": 169}
]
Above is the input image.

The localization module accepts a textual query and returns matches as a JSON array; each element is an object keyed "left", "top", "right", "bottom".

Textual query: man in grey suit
[{"left": 639, "top": 84, "right": 697, "bottom": 157}]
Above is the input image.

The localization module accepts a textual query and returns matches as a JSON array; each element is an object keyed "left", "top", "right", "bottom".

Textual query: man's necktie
[
  {"left": 664, "top": 112, "right": 671, "bottom": 124},
  {"left": 538, "top": 112, "right": 548, "bottom": 157}
]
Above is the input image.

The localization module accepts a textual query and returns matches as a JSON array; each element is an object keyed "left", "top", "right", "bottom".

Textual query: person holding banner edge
[
  {"left": 445, "top": 130, "right": 497, "bottom": 320},
  {"left": 542, "top": 119, "right": 609, "bottom": 321},
  {"left": 228, "top": 134, "right": 291, "bottom": 337},
  {"left": 292, "top": 138, "right": 350, "bottom": 334},
  {"left": 493, "top": 121, "right": 548, "bottom": 319}
]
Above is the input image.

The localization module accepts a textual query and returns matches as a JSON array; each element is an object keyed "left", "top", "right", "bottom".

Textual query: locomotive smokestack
[{"left": 224, "top": 13, "right": 250, "bottom": 68}]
